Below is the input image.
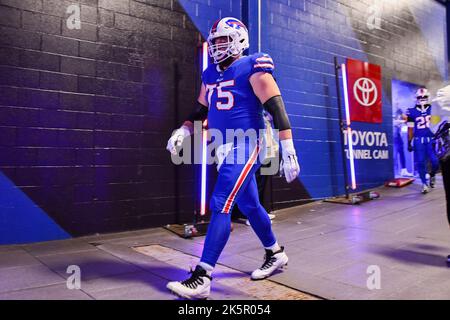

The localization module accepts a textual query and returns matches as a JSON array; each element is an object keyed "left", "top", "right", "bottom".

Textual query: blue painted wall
[
  {"left": 0, "top": 172, "right": 70, "bottom": 244},
  {"left": 179, "top": 0, "right": 448, "bottom": 201},
  {"left": 178, "top": 0, "right": 242, "bottom": 38}
]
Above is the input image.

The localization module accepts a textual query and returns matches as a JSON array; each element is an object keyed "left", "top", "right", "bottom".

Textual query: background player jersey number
[
  {"left": 416, "top": 115, "right": 431, "bottom": 129},
  {"left": 206, "top": 80, "right": 235, "bottom": 110}
]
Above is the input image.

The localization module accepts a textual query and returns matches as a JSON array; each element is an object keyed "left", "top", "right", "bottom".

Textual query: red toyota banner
[{"left": 346, "top": 58, "right": 382, "bottom": 123}]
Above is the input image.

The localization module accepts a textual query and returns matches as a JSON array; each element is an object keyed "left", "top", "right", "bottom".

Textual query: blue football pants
[
  {"left": 414, "top": 137, "right": 439, "bottom": 184},
  {"left": 200, "top": 141, "right": 277, "bottom": 267}
]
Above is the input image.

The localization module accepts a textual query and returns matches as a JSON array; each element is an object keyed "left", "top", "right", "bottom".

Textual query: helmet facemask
[
  {"left": 208, "top": 33, "right": 240, "bottom": 64},
  {"left": 416, "top": 95, "right": 430, "bottom": 112},
  {"left": 415, "top": 88, "right": 431, "bottom": 112}
]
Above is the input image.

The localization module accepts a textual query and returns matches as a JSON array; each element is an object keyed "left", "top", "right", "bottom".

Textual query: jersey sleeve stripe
[
  {"left": 256, "top": 57, "right": 274, "bottom": 63},
  {"left": 254, "top": 63, "right": 275, "bottom": 69}
]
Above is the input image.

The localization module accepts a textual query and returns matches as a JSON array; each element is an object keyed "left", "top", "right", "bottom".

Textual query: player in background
[
  {"left": 165, "top": 17, "right": 300, "bottom": 299},
  {"left": 406, "top": 88, "right": 439, "bottom": 194}
]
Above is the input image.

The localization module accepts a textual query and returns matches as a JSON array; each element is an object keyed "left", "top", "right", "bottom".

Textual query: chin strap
[{"left": 416, "top": 103, "right": 431, "bottom": 113}]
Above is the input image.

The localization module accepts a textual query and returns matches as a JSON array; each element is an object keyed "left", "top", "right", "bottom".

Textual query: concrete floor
[{"left": 1, "top": 177, "right": 449, "bottom": 300}]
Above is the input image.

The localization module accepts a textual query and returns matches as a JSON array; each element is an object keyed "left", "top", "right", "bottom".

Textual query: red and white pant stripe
[{"left": 221, "top": 142, "right": 261, "bottom": 214}]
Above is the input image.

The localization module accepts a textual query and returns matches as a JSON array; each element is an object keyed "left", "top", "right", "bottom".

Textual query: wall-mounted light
[
  {"left": 200, "top": 42, "right": 209, "bottom": 216},
  {"left": 341, "top": 63, "right": 357, "bottom": 190}
]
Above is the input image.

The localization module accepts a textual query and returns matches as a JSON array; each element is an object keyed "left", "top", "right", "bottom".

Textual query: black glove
[{"left": 408, "top": 140, "right": 413, "bottom": 152}]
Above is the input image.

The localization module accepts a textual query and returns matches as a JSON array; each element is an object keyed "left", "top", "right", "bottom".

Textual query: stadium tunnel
[{"left": 0, "top": 0, "right": 448, "bottom": 244}]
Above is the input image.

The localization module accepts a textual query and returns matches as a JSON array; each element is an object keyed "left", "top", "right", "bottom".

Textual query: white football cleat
[
  {"left": 400, "top": 168, "right": 413, "bottom": 177},
  {"left": 167, "top": 265, "right": 211, "bottom": 300},
  {"left": 421, "top": 184, "right": 429, "bottom": 194},
  {"left": 251, "top": 246, "right": 288, "bottom": 280}
]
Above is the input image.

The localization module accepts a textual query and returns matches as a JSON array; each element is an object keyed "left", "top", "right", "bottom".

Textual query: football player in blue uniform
[
  {"left": 165, "top": 17, "right": 300, "bottom": 299},
  {"left": 406, "top": 88, "right": 439, "bottom": 194}
]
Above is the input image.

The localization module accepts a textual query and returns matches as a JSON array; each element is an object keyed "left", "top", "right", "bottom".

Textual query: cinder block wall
[
  {"left": 0, "top": 0, "right": 447, "bottom": 242},
  {"left": 0, "top": 0, "right": 202, "bottom": 239}
]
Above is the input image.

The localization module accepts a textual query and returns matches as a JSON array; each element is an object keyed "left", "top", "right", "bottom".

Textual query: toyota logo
[{"left": 353, "top": 77, "right": 378, "bottom": 107}]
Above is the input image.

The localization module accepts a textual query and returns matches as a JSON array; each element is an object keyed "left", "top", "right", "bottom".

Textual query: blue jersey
[
  {"left": 202, "top": 53, "right": 275, "bottom": 144},
  {"left": 406, "top": 105, "right": 433, "bottom": 138}
]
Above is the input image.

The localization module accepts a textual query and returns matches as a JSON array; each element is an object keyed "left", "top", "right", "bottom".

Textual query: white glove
[
  {"left": 166, "top": 125, "right": 191, "bottom": 155},
  {"left": 280, "top": 139, "right": 300, "bottom": 183},
  {"left": 433, "top": 85, "right": 450, "bottom": 111}
]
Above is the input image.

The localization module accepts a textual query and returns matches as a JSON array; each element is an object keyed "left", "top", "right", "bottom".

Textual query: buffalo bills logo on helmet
[{"left": 225, "top": 18, "right": 247, "bottom": 31}]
